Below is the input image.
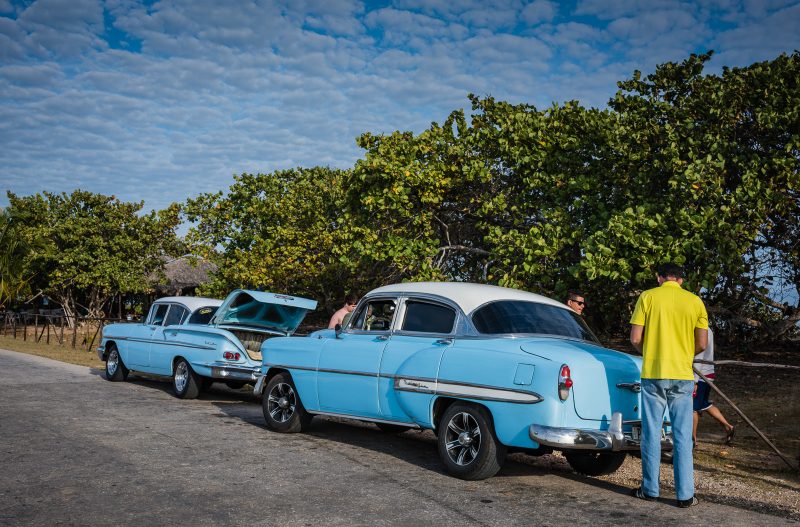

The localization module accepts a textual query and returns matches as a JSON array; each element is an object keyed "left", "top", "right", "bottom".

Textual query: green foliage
[
  {"left": 0, "top": 208, "right": 37, "bottom": 309},
  {"left": 182, "top": 168, "right": 358, "bottom": 312},
  {"left": 7, "top": 190, "right": 181, "bottom": 318}
]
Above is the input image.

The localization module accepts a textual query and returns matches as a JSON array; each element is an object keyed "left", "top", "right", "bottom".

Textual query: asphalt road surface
[{"left": 0, "top": 349, "right": 794, "bottom": 527}]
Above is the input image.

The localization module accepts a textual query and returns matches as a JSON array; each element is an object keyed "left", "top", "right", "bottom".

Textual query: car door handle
[
  {"left": 435, "top": 338, "right": 453, "bottom": 345},
  {"left": 617, "top": 382, "right": 641, "bottom": 393},
  {"left": 376, "top": 335, "right": 390, "bottom": 341}
]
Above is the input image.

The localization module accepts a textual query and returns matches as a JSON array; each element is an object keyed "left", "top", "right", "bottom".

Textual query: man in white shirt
[{"left": 693, "top": 329, "right": 735, "bottom": 445}]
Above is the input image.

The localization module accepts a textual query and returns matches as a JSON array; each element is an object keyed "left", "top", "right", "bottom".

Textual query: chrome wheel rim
[
  {"left": 107, "top": 349, "right": 119, "bottom": 376},
  {"left": 444, "top": 412, "right": 481, "bottom": 466},
  {"left": 174, "top": 361, "right": 188, "bottom": 393},
  {"left": 267, "top": 382, "right": 296, "bottom": 423}
]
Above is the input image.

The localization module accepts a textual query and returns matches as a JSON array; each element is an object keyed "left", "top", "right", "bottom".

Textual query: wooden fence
[{"left": 0, "top": 312, "right": 133, "bottom": 352}]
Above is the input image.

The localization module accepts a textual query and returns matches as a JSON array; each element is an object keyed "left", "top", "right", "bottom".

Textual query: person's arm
[
  {"left": 694, "top": 327, "right": 708, "bottom": 355},
  {"left": 630, "top": 324, "right": 644, "bottom": 354}
]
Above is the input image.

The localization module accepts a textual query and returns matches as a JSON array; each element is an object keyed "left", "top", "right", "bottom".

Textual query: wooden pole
[{"left": 694, "top": 367, "right": 797, "bottom": 471}]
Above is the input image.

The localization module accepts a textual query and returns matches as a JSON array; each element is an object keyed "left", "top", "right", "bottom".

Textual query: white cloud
[
  {"left": 1, "top": 0, "right": 797, "bottom": 214},
  {"left": 521, "top": 0, "right": 558, "bottom": 25}
]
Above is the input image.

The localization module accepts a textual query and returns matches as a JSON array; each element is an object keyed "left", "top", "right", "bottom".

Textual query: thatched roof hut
[{"left": 150, "top": 255, "right": 217, "bottom": 296}]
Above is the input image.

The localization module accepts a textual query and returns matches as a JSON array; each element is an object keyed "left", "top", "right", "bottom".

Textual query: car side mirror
[{"left": 335, "top": 323, "right": 342, "bottom": 339}]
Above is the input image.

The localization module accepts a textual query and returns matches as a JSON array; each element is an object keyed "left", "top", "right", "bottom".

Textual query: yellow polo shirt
[{"left": 630, "top": 281, "right": 708, "bottom": 380}]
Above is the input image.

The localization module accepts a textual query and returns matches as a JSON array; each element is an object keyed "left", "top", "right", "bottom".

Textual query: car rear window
[
  {"left": 472, "top": 300, "right": 598, "bottom": 342},
  {"left": 188, "top": 306, "right": 218, "bottom": 325}
]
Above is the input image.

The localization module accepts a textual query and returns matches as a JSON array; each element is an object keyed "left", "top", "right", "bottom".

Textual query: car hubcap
[
  {"left": 107, "top": 350, "right": 118, "bottom": 375},
  {"left": 267, "top": 382, "right": 296, "bottom": 423},
  {"left": 445, "top": 412, "right": 481, "bottom": 466},
  {"left": 175, "top": 362, "right": 188, "bottom": 392}
]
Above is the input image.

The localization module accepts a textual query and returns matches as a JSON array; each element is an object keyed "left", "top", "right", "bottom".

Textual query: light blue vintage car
[
  {"left": 98, "top": 290, "right": 317, "bottom": 399},
  {"left": 254, "top": 282, "right": 670, "bottom": 480}
]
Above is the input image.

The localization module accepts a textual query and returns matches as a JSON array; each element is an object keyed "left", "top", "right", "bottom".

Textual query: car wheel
[
  {"left": 437, "top": 403, "right": 506, "bottom": 480},
  {"left": 564, "top": 451, "right": 627, "bottom": 476},
  {"left": 375, "top": 423, "right": 412, "bottom": 434},
  {"left": 105, "top": 345, "right": 129, "bottom": 382},
  {"left": 173, "top": 358, "right": 201, "bottom": 399},
  {"left": 262, "top": 373, "right": 312, "bottom": 433}
]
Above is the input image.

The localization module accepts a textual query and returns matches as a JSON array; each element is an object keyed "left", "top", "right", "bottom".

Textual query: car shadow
[
  {"left": 210, "top": 402, "right": 635, "bottom": 497},
  {"left": 93, "top": 367, "right": 261, "bottom": 403}
]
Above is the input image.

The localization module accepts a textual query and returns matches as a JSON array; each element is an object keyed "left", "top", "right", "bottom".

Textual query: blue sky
[{"left": 1, "top": 0, "right": 799, "bottom": 214}]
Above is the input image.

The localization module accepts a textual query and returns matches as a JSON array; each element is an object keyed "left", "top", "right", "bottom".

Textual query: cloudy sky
[{"left": 1, "top": 0, "right": 799, "bottom": 213}]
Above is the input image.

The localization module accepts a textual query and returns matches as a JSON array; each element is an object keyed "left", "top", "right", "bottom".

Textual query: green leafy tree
[
  {"left": 342, "top": 111, "right": 496, "bottom": 285},
  {"left": 7, "top": 190, "right": 181, "bottom": 321},
  {"left": 0, "top": 208, "right": 37, "bottom": 310},
  {"left": 183, "top": 168, "right": 357, "bottom": 314}
]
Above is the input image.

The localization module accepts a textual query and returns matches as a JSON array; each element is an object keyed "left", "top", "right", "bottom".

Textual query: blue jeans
[{"left": 640, "top": 379, "right": 695, "bottom": 500}]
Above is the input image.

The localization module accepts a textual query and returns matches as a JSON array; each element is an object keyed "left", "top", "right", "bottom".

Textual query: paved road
[{"left": 0, "top": 349, "right": 794, "bottom": 527}]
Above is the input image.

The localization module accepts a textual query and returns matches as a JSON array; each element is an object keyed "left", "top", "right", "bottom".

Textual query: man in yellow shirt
[{"left": 629, "top": 263, "right": 708, "bottom": 508}]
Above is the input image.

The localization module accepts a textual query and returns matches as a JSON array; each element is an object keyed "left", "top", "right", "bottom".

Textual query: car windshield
[
  {"left": 187, "top": 306, "right": 219, "bottom": 325},
  {"left": 472, "top": 300, "right": 599, "bottom": 343}
]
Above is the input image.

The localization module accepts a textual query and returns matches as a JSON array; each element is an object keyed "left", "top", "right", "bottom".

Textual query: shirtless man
[{"left": 328, "top": 293, "right": 359, "bottom": 328}]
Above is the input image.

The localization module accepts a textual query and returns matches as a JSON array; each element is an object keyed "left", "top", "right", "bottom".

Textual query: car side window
[
  {"left": 149, "top": 304, "right": 169, "bottom": 326},
  {"left": 350, "top": 299, "right": 397, "bottom": 332},
  {"left": 164, "top": 305, "right": 188, "bottom": 326},
  {"left": 402, "top": 300, "right": 456, "bottom": 334}
]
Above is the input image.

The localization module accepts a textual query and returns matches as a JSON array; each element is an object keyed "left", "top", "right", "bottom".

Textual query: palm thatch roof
[{"left": 150, "top": 255, "right": 217, "bottom": 294}]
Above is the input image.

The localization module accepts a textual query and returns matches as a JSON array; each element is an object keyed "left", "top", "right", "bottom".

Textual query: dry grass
[{"left": 0, "top": 335, "right": 104, "bottom": 369}]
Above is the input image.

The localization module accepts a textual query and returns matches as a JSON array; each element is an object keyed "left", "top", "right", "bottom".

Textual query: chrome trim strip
[
  {"left": 264, "top": 363, "right": 542, "bottom": 404},
  {"left": 263, "top": 363, "right": 378, "bottom": 377},
  {"left": 306, "top": 410, "right": 420, "bottom": 429},
  {"left": 529, "top": 412, "right": 674, "bottom": 451},
  {"left": 394, "top": 377, "right": 543, "bottom": 404},
  {"left": 101, "top": 335, "right": 217, "bottom": 351}
]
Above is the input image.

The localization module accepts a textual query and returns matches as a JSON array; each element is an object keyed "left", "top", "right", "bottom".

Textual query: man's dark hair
[
  {"left": 567, "top": 291, "right": 584, "bottom": 302},
  {"left": 656, "top": 263, "right": 684, "bottom": 279},
  {"left": 345, "top": 292, "right": 359, "bottom": 305}
]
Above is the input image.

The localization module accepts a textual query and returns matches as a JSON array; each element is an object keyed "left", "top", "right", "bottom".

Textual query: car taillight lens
[
  {"left": 558, "top": 364, "right": 572, "bottom": 401},
  {"left": 223, "top": 352, "right": 241, "bottom": 361}
]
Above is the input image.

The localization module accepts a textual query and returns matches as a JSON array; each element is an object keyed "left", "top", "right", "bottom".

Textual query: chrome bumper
[
  {"left": 208, "top": 363, "right": 261, "bottom": 382},
  {"left": 529, "top": 412, "right": 673, "bottom": 452},
  {"left": 97, "top": 346, "right": 105, "bottom": 361}
]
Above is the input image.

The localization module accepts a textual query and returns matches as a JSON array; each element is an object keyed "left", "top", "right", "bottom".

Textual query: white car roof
[
  {"left": 366, "top": 282, "right": 569, "bottom": 315},
  {"left": 153, "top": 296, "right": 223, "bottom": 312}
]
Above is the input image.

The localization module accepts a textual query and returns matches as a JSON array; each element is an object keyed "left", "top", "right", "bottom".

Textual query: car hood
[
  {"left": 211, "top": 289, "right": 317, "bottom": 335},
  {"left": 520, "top": 337, "right": 642, "bottom": 422}
]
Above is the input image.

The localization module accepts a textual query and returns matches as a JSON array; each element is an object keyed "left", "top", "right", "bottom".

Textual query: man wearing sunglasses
[{"left": 566, "top": 291, "right": 586, "bottom": 315}]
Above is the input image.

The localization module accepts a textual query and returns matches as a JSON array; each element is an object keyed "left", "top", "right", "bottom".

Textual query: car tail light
[
  {"left": 558, "top": 364, "right": 573, "bottom": 401},
  {"left": 223, "top": 352, "right": 241, "bottom": 361}
]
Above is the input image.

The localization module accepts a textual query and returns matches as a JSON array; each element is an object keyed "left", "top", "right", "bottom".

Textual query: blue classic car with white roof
[
  {"left": 98, "top": 290, "right": 317, "bottom": 399},
  {"left": 254, "top": 282, "right": 669, "bottom": 480}
]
